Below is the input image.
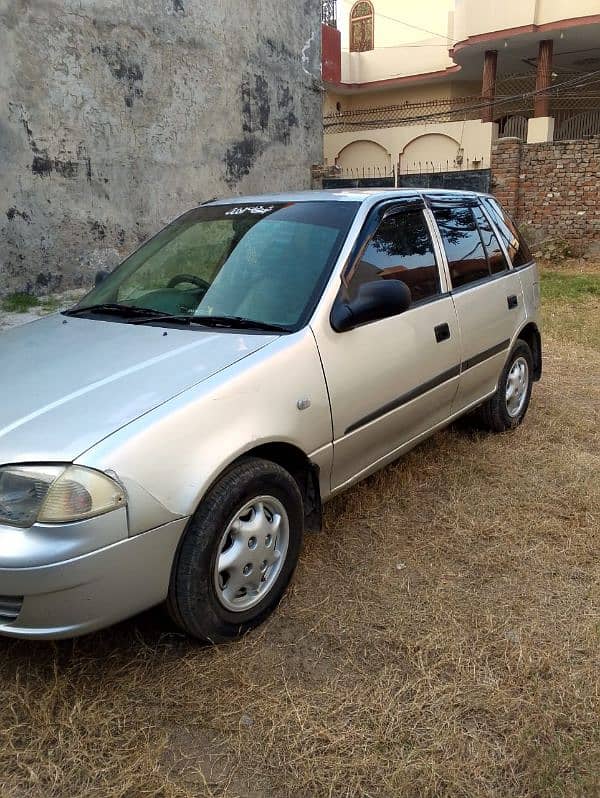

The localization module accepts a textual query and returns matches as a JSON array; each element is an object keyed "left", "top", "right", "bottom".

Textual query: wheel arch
[
  {"left": 201, "top": 442, "right": 323, "bottom": 534},
  {"left": 516, "top": 322, "right": 542, "bottom": 381}
]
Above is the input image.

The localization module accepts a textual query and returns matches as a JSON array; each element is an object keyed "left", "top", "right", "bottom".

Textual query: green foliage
[
  {"left": 534, "top": 239, "right": 574, "bottom": 261},
  {"left": 1, "top": 292, "right": 40, "bottom": 313},
  {"left": 541, "top": 271, "right": 600, "bottom": 350},
  {"left": 541, "top": 273, "right": 600, "bottom": 301}
]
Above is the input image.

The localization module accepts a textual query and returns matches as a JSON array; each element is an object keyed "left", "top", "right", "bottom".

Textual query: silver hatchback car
[{"left": 0, "top": 190, "right": 541, "bottom": 641}]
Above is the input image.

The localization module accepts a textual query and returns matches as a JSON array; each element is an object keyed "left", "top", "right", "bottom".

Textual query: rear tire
[
  {"left": 167, "top": 458, "right": 303, "bottom": 642},
  {"left": 477, "top": 340, "right": 533, "bottom": 433}
]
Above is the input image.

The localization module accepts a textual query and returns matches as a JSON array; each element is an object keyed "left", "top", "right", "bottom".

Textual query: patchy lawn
[
  {"left": 541, "top": 269, "right": 600, "bottom": 350},
  {"left": 0, "top": 290, "right": 85, "bottom": 332},
  {"left": 0, "top": 266, "right": 598, "bottom": 798}
]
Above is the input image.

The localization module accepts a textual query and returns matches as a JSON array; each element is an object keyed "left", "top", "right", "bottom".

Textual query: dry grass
[{"left": 1, "top": 268, "right": 599, "bottom": 798}]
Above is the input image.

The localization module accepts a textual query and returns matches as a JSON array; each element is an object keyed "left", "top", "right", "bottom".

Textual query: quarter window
[
  {"left": 348, "top": 209, "right": 441, "bottom": 304},
  {"left": 483, "top": 198, "right": 532, "bottom": 268},
  {"left": 472, "top": 205, "right": 508, "bottom": 274},
  {"left": 433, "top": 206, "right": 489, "bottom": 289}
]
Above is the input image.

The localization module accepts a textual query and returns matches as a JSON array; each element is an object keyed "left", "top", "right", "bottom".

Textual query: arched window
[{"left": 350, "top": 1, "right": 374, "bottom": 52}]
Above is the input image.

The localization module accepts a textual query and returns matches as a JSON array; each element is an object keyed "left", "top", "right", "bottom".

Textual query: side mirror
[
  {"left": 95, "top": 269, "right": 110, "bottom": 287},
  {"left": 331, "top": 279, "right": 412, "bottom": 332}
]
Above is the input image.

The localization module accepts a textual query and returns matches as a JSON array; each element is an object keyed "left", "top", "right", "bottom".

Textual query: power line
[{"left": 372, "top": 11, "right": 454, "bottom": 43}]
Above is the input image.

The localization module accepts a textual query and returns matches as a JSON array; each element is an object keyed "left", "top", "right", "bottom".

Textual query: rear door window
[
  {"left": 432, "top": 205, "right": 489, "bottom": 289},
  {"left": 472, "top": 205, "right": 508, "bottom": 275},
  {"left": 483, "top": 198, "right": 532, "bottom": 268}
]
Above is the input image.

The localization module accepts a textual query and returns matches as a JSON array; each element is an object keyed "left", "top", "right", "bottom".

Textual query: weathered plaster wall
[{"left": 0, "top": 0, "right": 322, "bottom": 295}]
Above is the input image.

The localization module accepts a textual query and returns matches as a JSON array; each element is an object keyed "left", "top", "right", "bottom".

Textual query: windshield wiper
[
  {"left": 191, "top": 315, "right": 289, "bottom": 332},
  {"left": 129, "top": 313, "right": 289, "bottom": 333},
  {"left": 63, "top": 303, "right": 167, "bottom": 319}
]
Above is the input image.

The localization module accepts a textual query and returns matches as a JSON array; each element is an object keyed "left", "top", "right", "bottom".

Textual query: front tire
[
  {"left": 167, "top": 458, "right": 304, "bottom": 642},
  {"left": 477, "top": 339, "right": 534, "bottom": 433}
]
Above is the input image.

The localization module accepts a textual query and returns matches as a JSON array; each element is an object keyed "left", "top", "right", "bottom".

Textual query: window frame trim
[
  {"left": 428, "top": 200, "right": 491, "bottom": 291},
  {"left": 449, "top": 266, "right": 516, "bottom": 295},
  {"left": 471, "top": 202, "right": 511, "bottom": 277},
  {"left": 478, "top": 198, "right": 517, "bottom": 274},
  {"left": 481, "top": 196, "right": 535, "bottom": 271}
]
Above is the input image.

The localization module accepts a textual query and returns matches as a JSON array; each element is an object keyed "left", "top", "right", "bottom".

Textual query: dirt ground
[{"left": 0, "top": 263, "right": 598, "bottom": 798}]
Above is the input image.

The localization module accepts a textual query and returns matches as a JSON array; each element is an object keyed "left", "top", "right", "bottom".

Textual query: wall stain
[
  {"left": 274, "top": 111, "right": 298, "bottom": 145},
  {"left": 262, "top": 38, "right": 296, "bottom": 63},
  {"left": 33, "top": 271, "right": 63, "bottom": 292},
  {"left": 22, "top": 116, "right": 53, "bottom": 176},
  {"left": 21, "top": 116, "right": 81, "bottom": 178},
  {"left": 277, "top": 83, "right": 293, "bottom": 110},
  {"left": 92, "top": 43, "right": 144, "bottom": 107},
  {"left": 228, "top": 74, "right": 300, "bottom": 185},
  {"left": 90, "top": 221, "right": 107, "bottom": 241},
  {"left": 6, "top": 207, "right": 31, "bottom": 222},
  {"left": 241, "top": 75, "right": 270, "bottom": 133},
  {"left": 31, "top": 153, "right": 53, "bottom": 176},
  {"left": 225, "top": 137, "right": 265, "bottom": 187},
  {"left": 54, "top": 160, "right": 79, "bottom": 178}
]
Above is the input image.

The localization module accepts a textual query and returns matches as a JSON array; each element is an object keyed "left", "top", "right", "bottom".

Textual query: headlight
[{"left": 0, "top": 465, "right": 126, "bottom": 527}]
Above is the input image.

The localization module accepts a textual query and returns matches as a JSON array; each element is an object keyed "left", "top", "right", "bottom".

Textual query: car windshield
[{"left": 73, "top": 201, "right": 359, "bottom": 329}]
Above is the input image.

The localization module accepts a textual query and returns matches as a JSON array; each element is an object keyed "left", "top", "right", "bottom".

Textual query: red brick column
[
  {"left": 534, "top": 39, "right": 553, "bottom": 118},
  {"left": 481, "top": 50, "right": 498, "bottom": 123},
  {"left": 490, "top": 137, "right": 522, "bottom": 217}
]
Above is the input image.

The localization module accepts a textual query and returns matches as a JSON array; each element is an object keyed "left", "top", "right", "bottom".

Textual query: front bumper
[{"left": 0, "top": 517, "right": 187, "bottom": 639}]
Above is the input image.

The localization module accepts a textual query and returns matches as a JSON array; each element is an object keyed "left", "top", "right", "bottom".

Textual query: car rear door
[
  {"left": 315, "top": 198, "right": 461, "bottom": 491},
  {"left": 427, "top": 194, "right": 527, "bottom": 413}
]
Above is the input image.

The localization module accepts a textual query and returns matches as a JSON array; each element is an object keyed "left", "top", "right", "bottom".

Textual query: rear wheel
[
  {"left": 477, "top": 340, "right": 533, "bottom": 433},
  {"left": 167, "top": 458, "right": 303, "bottom": 642}
]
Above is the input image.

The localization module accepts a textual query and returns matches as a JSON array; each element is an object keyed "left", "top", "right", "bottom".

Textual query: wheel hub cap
[
  {"left": 214, "top": 496, "right": 289, "bottom": 612},
  {"left": 505, "top": 356, "right": 529, "bottom": 418}
]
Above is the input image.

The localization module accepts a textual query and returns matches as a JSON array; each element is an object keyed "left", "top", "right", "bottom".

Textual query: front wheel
[
  {"left": 167, "top": 458, "right": 304, "bottom": 642},
  {"left": 477, "top": 340, "right": 534, "bottom": 433}
]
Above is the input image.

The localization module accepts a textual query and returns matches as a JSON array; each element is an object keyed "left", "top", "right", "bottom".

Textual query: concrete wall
[
  {"left": 325, "top": 120, "right": 497, "bottom": 172},
  {"left": 491, "top": 136, "right": 600, "bottom": 251},
  {"left": 454, "top": 0, "right": 600, "bottom": 44},
  {"left": 336, "top": 0, "right": 454, "bottom": 84},
  {"left": 0, "top": 0, "right": 322, "bottom": 295},
  {"left": 338, "top": 0, "right": 453, "bottom": 50},
  {"left": 336, "top": 139, "right": 391, "bottom": 172}
]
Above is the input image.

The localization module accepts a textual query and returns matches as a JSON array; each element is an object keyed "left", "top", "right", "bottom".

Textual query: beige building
[{"left": 322, "top": 0, "right": 600, "bottom": 180}]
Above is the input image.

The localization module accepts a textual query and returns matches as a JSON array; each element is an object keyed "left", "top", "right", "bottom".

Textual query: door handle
[
  {"left": 434, "top": 323, "right": 451, "bottom": 343},
  {"left": 507, "top": 294, "right": 518, "bottom": 309}
]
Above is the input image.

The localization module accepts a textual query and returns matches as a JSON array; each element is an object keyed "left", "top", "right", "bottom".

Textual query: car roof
[{"left": 204, "top": 188, "right": 490, "bottom": 206}]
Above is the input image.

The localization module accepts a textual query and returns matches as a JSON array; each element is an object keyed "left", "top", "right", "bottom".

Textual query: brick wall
[{"left": 490, "top": 137, "right": 600, "bottom": 252}]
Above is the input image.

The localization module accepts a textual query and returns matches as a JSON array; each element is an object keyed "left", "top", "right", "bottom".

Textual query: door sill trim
[{"left": 329, "top": 389, "right": 496, "bottom": 498}]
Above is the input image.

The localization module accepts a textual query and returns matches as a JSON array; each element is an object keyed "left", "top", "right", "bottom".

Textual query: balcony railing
[
  {"left": 324, "top": 80, "right": 600, "bottom": 141},
  {"left": 324, "top": 97, "right": 484, "bottom": 133}
]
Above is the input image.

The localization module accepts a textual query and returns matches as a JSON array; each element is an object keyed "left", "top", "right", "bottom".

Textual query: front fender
[{"left": 77, "top": 329, "right": 332, "bottom": 534}]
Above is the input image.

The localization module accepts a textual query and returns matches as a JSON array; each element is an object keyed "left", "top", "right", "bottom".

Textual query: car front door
[
  {"left": 314, "top": 199, "right": 462, "bottom": 491},
  {"left": 427, "top": 196, "right": 527, "bottom": 413}
]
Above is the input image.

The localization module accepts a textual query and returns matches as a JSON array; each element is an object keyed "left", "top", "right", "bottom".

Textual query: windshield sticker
[{"left": 225, "top": 205, "right": 276, "bottom": 216}]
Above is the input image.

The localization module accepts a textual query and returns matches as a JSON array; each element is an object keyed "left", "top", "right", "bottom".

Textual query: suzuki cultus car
[{"left": 0, "top": 190, "right": 541, "bottom": 641}]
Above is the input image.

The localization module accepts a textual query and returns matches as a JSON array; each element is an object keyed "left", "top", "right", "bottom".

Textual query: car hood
[{"left": 0, "top": 314, "right": 277, "bottom": 463}]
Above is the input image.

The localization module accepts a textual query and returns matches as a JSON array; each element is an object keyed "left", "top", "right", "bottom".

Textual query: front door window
[{"left": 347, "top": 208, "right": 441, "bottom": 306}]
